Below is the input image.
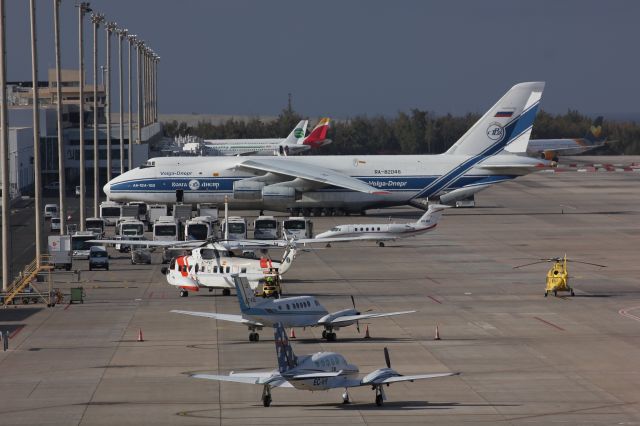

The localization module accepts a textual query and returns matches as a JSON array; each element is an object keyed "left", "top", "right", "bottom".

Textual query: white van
[
  {"left": 50, "top": 216, "right": 61, "bottom": 232},
  {"left": 44, "top": 204, "right": 59, "bottom": 220}
]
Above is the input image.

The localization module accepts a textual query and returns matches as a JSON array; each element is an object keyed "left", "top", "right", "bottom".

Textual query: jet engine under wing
[
  {"left": 327, "top": 310, "right": 416, "bottom": 326},
  {"left": 237, "top": 158, "right": 390, "bottom": 195},
  {"left": 171, "top": 310, "right": 264, "bottom": 327}
]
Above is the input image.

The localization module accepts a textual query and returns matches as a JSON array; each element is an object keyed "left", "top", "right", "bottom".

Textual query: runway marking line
[
  {"left": 533, "top": 316, "right": 565, "bottom": 331},
  {"left": 619, "top": 306, "right": 640, "bottom": 322},
  {"left": 63, "top": 304, "right": 71, "bottom": 311},
  {"left": 9, "top": 325, "right": 24, "bottom": 339},
  {"left": 428, "top": 295, "right": 442, "bottom": 304}
]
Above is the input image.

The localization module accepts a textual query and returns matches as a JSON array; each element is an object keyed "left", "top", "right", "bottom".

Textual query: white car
[{"left": 44, "top": 204, "right": 59, "bottom": 220}]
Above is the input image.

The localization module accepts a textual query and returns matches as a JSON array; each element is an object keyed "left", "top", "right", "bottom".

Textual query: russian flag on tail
[{"left": 495, "top": 110, "right": 514, "bottom": 118}]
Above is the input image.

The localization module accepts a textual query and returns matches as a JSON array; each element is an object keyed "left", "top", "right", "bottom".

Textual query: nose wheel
[
  {"left": 342, "top": 389, "right": 350, "bottom": 404},
  {"left": 179, "top": 290, "right": 188, "bottom": 297},
  {"left": 262, "top": 385, "right": 272, "bottom": 407},
  {"left": 222, "top": 288, "right": 231, "bottom": 296},
  {"left": 322, "top": 330, "right": 337, "bottom": 341}
]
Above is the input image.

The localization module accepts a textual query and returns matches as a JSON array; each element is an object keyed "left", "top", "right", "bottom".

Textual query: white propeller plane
[
  {"left": 315, "top": 203, "right": 450, "bottom": 247},
  {"left": 191, "top": 322, "right": 459, "bottom": 406},
  {"left": 172, "top": 275, "right": 414, "bottom": 341}
]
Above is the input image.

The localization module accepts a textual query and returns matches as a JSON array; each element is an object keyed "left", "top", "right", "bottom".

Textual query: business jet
[
  {"left": 315, "top": 203, "right": 449, "bottom": 247},
  {"left": 527, "top": 116, "right": 607, "bottom": 161},
  {"left": 104, "top": 82, "right": 548, "bottom": 214},
  {"left": 172, "top": 275, "right": 414, "bottom": 341},
  {"left": 190, "top": 322, "right": 458, "bottom": 406}
]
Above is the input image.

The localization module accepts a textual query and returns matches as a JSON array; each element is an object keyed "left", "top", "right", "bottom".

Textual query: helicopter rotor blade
[
  {"left": 513, "top": 260, "right": 548, "bottom": 269},
  {"left": 566, "top": 259, "right": 607, "bottom": 268}
]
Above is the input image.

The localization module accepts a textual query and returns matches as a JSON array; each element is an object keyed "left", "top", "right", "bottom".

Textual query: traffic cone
[
  {"left": 364, "top": 325, "right": 371, "bottom": 339},
  {"left": 289, "top": 328, "right": 296, "bottom": 339},
  {"left": 434, "top": 324, "right": 441, "bottom": 341},
  {"left": 137, "top": 328, "right": 144, "bottom": 342}
]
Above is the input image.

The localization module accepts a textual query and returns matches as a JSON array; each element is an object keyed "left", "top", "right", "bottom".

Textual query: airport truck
[
  {"left": 153, "top": 216, "right": 179, "bottom": 241},
  {"left": 85, "top": 217, "right": 106, "bottom": 237},
  {"left": 71, "top": 231, "right": 100, "bottom": 259},
  {"left": 282, "top": 217, "right": 313, "bottom": 239},
  {"left": 221, "top": 216, "right": 247, "bottom": 240},
  {"left": 185, "top": 216, "right": 219, "bottom": 241},
  {"left": 253, "top": 216, "right": 281, "bottom": 239},
  {"left": 47, "top": 235, "right": 72, "bottom": 271},
  {"left": 120, "top": 204, "right": 140, "bottom": 221},
  {"left": 99, "top": 201, "right": 122, "bottom": 226},
  {"left": 197, "top": 203, "right": 219, "bottom": 221},
  {"left": 146, "top": 204, "right": 168, "bottom": 231},
  {"left": 172, "top": 203, "right": 193, "bottom": 224}
]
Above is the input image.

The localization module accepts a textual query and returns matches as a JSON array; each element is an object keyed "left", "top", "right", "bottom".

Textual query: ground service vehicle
[
  {"left": 85, "top": 217, "right": 106, "bottom": 237},
  {"left": 99, "top": 201, "right": 122, "bottom": 226},
  {"left": 282, "top": 217, "right": 313, "bottom": 239},
  {"left": 120, "top": 205, "right": 140, "bottom": 222},
  {"left": 71, "top": 231, "right": 99, "bottom": 259},
  {"left": 146, "top": 204, "right": 168, "bottom": 231},
  {"left": 222, "top": 216, "right": 247, "bottom": 240},
  {"left": 44, "top": 204, "right": 59, "bottom": 220},
  {"left": 185, "top": 216, "right": 218, "bottom": 241},
  {"left": 50, "top": 217, "right": 61, "bottom": 232},
  {"left": 154, "top": 216, "right": 179, "bottom": 241},
  {"left": 173, "top": 203, "right": 193, "bottom": 223},
  {"left": 253, "top": 216, "right": 281, "bottom": 239},
  {"left": 197, "top": 203, "right": 219, "bottom": 220},
  {"left": 89, "top": 246, "right": 109, "bottom": 270},
  {"left": 47, "top": 235, "right": 72, "bottom": 271}
]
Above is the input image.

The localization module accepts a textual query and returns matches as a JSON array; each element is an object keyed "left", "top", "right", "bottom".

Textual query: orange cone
[
  {"left": 364, "top": 325, "right": 371, "bottom": 339},
  {"left": 434, "top": 324, "right": 441, "bottom": 341},
  {"left": 289, "top": 328, "right": 296, "bottom": 339},
  {"left": 137, "top": 328, "right": 144, "bottom": 342}
]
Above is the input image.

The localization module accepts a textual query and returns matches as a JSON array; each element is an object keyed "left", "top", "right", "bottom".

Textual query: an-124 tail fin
[{"left": 445, "top": 82, "right": 545, "bottom": 156}]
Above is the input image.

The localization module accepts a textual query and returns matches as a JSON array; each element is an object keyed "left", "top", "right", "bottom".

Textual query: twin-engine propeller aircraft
[
  {"left": 315, "top": 203, "right": 449, "bottom": 247},
  {"left": 172, "top": 275, "right": 414, "bottom": 341},
  {"left": 191, "top": 322, "right": 459, "bottom": 406},
  {"left": 104, "top": 82, "right": 549, "bottom": 214}
]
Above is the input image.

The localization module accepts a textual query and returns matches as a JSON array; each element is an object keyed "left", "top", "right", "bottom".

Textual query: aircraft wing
[
  {"left": 171, "top": 310, "right": 264, "bottom": 327},
  {"left": 290, "top": 371, "right": 344, "bottom": 380},
  {"left": 328, "top": 310, "right": 416, "bottom": 326},
  {"left": 192, "top": 373, "right": 293, "bottom": 387},
  {"left": 88, "top": 239, "right": 204, "bottom": 248},
  {"left": 237, "top": 158, "right": 389, "bottom": 195},
  {"left": 376, "top": 372, "right": 460, "bottom": 384}
]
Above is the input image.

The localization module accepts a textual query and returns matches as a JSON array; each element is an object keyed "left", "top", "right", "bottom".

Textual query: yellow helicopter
[{"left": 514, "top": 255, "right": 606, "bottom": 297}]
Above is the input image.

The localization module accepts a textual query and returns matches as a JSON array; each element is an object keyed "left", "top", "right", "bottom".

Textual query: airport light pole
[
  {"left": 105, "top": 22, "right": 116, "bottom": 184},
  {"left": 29, "top": 0, "right": 42, "bottom": 266},
  {"left": 127, "top": 34, "right": 136, "bottom": 171},
  {"left": 77, "top": 2, "right": 91, "bottom": 231},
  {"left": 155, "top": 55, "right": 160, "bottom": 122},
  {"left": 136, "top": 40, "right": 144, "bottom": 147},
  {"left": 53, "top": 0, "right": 66, "bottom": 235},
  {"left": 117, "top": 28, "right": 127, "bottom": 175},
  {"left": 0, "top": 0, "right": 10, "bottom": 290},
  {"left": 91, "top": 12, "right": 104, "bottom": 217}
]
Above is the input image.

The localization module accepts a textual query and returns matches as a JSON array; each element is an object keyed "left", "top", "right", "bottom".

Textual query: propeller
[
  {"left": 351, "top": 295, "right": 361, "bottom": 333},
  {"left": 383, "top": 347, "right": 391, "bottom": 369}
]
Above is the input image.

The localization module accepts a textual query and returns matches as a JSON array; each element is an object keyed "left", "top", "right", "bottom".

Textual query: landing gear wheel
[
  {"left": 544, "top": 292, "right": 548, "bottom": 297},
  {"left": 180, "top": 290, "right": 188, "bottom": 297},
  {"left": 553, "top": 290, "right": 557, "bottom": 297},
  {"left": 326, "top": 332, "right": 337, "bottom": 341},
  {"left": 222, "top": 288, "right": 231, "bottom": 296},
  {"left": 570, "top": 289, "right": 575, "bottom": 296},
  {"left": 249, "top": 332, "right": 260, "bottom": 342},
  {"left": 378, "top": 242, "right": 385, "bottom": 247},
  {"left": 209, "top": 288, "right": 213, "bottom": 292},
  {"left": 263, "top": 395, "right": 272, "bottom": 407},
  {"left": 375, "top": 393, "right": 383, "bottom": 406},
  {"left": 342, "top": 391, "right": 350, "bottom": 404},
  {"left": 322, "top": 330, "right": 327, "bottom": 339}
]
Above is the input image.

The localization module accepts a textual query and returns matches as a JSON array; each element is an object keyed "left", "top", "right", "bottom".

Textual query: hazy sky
[{"left": 5, "top": 1, "right": 639, "bottom": 118}]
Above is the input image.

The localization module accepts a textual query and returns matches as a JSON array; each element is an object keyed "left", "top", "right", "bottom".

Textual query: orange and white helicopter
[{"left": 162, "top": 242, "right": 297, "bottom": 297}]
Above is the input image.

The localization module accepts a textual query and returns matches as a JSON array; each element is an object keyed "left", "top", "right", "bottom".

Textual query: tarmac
[{"left": 1, "top": 164, "right": 640, "bottom": 425}]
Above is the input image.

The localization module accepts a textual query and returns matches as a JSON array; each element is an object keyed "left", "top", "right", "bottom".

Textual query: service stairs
[{"left": 2, "top": 256, "right": 52, "bottom": 307}]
